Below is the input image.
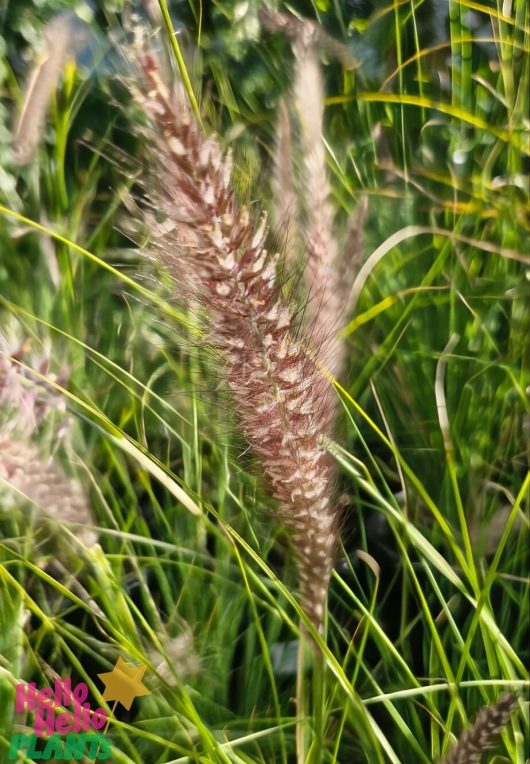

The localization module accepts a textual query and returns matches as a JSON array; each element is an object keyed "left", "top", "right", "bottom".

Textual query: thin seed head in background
[
  {"left": 0, "top": 437, "right": 97, "bottom": 548},
  {"left": 272, "top": 97, "right": 298, "bottom": 263},
  {"left": 259, "top": 8, "right": 359, "bottom": 70},
  {"left": 11, "top": 11, "right": 88, "bottom": 165},
  {"left": 285, "top": 19, "right": 366, "bottom": 381},
  {"left": 0, "top": 333, "right": 96, "bottom": 547}
]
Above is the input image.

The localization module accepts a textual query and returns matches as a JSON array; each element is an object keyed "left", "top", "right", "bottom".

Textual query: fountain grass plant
[{"left": 0, "top": 0, "right": 528, "bottom": 762}]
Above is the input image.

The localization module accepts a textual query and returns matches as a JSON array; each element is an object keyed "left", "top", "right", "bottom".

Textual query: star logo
[{"left": 97, "top": 656, "right": 151, "bottom": 711}]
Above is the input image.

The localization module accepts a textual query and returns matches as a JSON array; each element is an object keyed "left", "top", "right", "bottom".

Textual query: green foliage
[{"left": 0, "top": 0, "right": 528, "bottom": 762}]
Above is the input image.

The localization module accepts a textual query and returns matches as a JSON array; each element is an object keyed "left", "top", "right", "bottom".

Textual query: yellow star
[{"left": 97, "top": 656, "right": 151, "bottom": 711}]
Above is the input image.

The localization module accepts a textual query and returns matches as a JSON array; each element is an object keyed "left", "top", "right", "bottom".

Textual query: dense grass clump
[{"left": 0, "top": 1, "right": 528, "bottom": 763}]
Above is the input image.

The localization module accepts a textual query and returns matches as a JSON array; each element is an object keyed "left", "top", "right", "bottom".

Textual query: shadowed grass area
[{"left": 0, "top": 0, "right": 528, "bottom": 762}]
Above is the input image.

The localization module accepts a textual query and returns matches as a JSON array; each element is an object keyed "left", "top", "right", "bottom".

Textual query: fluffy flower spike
[
  {"left": 439, "top": 693, "right": 518, "bottom": 764},
  {"left": 0, "top": 333, "right": 96, "bottom": 548},
  {"left": 129, "top": 38, "right": 340, "bottom": 631}
]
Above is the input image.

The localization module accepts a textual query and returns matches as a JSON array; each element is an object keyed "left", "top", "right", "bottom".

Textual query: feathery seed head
[
  {"left": 0, "top": 327, "right": 95, "bottom": 548},
  {"left": 128, "top": 39, "right": 340, "bottom": 630},
  {"left": 148, "top": 626, "right": 201, "bottom": 686},
  {"left": 0, "top": 437, "right": 97, "bottom": 548},
  {"left": 0, "top": 333, "right": 67, "bottom": 437},
  {"left": 439, "top": 693, "right": 519, "bottom": 764}
]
